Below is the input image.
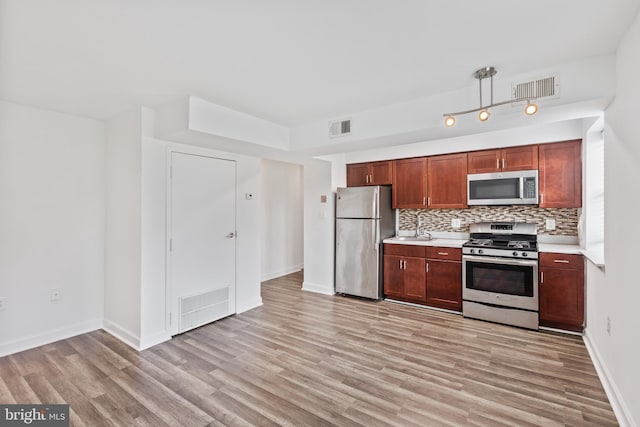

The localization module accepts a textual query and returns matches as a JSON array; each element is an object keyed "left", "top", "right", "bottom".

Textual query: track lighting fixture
[{"left": 442, "top": 66, "right": 538, "bottom": 127}]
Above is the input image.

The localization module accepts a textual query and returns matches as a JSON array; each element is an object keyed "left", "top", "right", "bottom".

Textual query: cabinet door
[
  {"left": 383, "top": 255, "right": 404, "bottom": 299},
  {"left": 428, "top": 153, "right": 467, "bottom": 208},
  {"left": 539, "top": 266, "right": 584, "bottom": 331},
  {"left": 392, "top": 158, "right": 427, "bottom": 208},
  {"left": 502, "top": 145, "right": 538, "bottom": 171},
  {"left": 426, "top": 260, "right": 462, "bottom": 311},
  {"left": 404, "top": 257, "right": 426, "bottom": 302},
  {"left": 346, "top": 163, "right": 371, "bottom": 187},
  {"left": 467, "top": 149, "right": 501, "bottom": 174},
  {"left": 539, "top": 140, "right": 582, "bottom": 208},
  {"left": 370, "top": 161, "right": 392, "bottom": 185}
]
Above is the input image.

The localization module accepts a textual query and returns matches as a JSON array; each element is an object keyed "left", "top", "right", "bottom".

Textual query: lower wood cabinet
[
  {"left": 383, "top": 245, "right": 426, "bottom": 303},
  {"left": 383, "top": 244, "right": 462, "bottom": 311},
  {"left": 539, "top": 252, "right": 585, "bottom": 332},
  {"left": 426, "top": 247, "right": 462, "bottom": 312}
]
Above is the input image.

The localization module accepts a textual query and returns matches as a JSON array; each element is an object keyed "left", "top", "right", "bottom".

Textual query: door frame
[{"left": 165, "top": 146, "right": 238, "bottom": 336}]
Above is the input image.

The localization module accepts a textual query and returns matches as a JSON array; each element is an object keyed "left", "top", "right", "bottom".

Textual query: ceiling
[{"left": 1, "top": 0, "right": 638, "bottom": 125}]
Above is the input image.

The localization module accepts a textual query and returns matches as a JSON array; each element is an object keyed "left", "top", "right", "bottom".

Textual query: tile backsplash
[{"left": 399, "top": 206, "right": 579, "bottom": 236}]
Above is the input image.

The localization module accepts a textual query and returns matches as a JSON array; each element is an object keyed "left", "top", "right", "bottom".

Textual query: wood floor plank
[{"left": 0, "top": 271, "right": 618, "bottom": 426}]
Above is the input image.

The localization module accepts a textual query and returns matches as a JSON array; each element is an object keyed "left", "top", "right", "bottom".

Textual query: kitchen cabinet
[
  {"left": 383, "top": 244, "right": 426, "bottom": 302},
  {"left": 427, "top": 153, "right": 467, "bottom": 208},
  {"left": 539, "top": 252, "right": 584, "bottom": 332},
  {"left": 467, "top": 145, "right": 538, "bottom": 174},
  {"left": 346, "top": 161, "right": 392, "bottom": 186},
  {"left": 392, "top": 157, "right": 427, "bottom": 209},
  {"left": 538, "top": 139, "right": 582, "bottom": 208},
  {"left": 425, "top": 247, "right": 462, "bottom": 311}
]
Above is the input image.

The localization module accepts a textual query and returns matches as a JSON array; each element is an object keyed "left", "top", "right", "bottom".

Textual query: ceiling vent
[
  {"left": 329, "top": 118, "right": 352, "bottom": 138},
  {"left": 511, "top": 75, "right": 559, "bottom": 103}
]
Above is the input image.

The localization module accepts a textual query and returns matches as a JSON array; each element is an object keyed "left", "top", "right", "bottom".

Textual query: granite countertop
[
  {"left": 538, "top": 243, "right": 583, "bottom": 255},
  {"left": 383, "top": 237, "right": 467, "bottom": 248},
  {"left": 385, "top": 237, "right": 583, "bottom": 254}
]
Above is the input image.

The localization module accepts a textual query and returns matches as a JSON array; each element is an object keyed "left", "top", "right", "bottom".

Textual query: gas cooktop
[{"left": 462, "top": 222, "right": 538, "bottom": 259}]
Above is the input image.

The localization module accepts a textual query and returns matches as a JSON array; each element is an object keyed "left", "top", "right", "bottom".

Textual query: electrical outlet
[
  {"left": 50, "top": 288, "right": 60, "bottom": 302},
  {"left": 451, "top": 218, "right": 462, "bottom": 229},
  {"left": 0, "top": 297, "right": 6, "bottom": 310},
  {"left": 545, "top": 219, "right": 556, "bottom": 230},
  {"left": 606, "top": 316, "right": 611, "bottom": 335}
]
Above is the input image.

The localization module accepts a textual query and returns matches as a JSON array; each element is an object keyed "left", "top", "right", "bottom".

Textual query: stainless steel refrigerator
[{"left": 335, "top": 186, "right": 395, "bottom": 299}]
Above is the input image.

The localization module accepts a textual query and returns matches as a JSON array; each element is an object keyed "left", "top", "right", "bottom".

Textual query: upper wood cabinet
[
  {"left": 392, "top": 158, "right": 427, "bottom": 209},
  {"left": 539, "top": 140, "right": 582, "bottom": 208},
  {"left": 427, "top": 153, "right": 467, "bottom": 208},
  {"left": 468, "top": 145, "right": 538, "bottom": 174},
  {"left": 346, "top": 161, "right": 392, "bottom": 186}
]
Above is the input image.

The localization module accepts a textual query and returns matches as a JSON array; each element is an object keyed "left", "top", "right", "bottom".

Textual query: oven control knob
[
  {"left": 522, "top": 252, "right": 528, "bottom": 257},
  {"left": 478, "top": 249, "right": 483, "bottom": 255},
  {"left": 512, "top": 251, "right": 518, "bottom": 256},
  {"left": 470, "top": 249, "right": 475, "bottom": 254}
]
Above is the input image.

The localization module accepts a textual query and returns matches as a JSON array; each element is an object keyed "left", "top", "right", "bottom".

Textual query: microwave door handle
[{"left": 519, "top": 177, "right": 524, "bottom": 199}]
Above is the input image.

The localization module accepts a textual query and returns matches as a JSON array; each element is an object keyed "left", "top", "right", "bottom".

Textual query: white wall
[
  {"left": 585, "top": 10, "right": 640, "bottom": 427},
  {"left": 290, "top": 55, "right": 615, "bottom": 155},
  {"left": 301, "top": 159, "right": 335, "bottom": 295},
  {"left": 260, "top": 159, "right": 303, "bottom": 281},
  {"left": 139, "top": 108, "right": 263, "bottom": 347},
  {"left": 344, "top": 119, "right": 584, "bottom": 164},
  {"left": 104, "top": 108, "right": 142, "bottom": 347},
  {"left": 0, "top": 101, "right": 104, "bottom": 356}
]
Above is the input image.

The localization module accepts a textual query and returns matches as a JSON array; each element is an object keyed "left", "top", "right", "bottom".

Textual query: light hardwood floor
[{"left": 0, "top": 271, "right": 617, "bottom": 426}]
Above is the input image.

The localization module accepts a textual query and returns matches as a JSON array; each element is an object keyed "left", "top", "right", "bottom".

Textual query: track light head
[
  {"left": 444, "top": 116, "right": 456, "bottom": 127},
  {"left": 525, "top": 102, "right": 538, "bottom": 116}
]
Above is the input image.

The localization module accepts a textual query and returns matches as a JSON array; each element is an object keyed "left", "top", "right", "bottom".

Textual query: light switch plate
[
  {"left": 545, "top": 219, "right": 556, "bottom": 230},
  {"left": 451, "top": 218, "right": 462, "bottom": 229},
  {"left": 245, "top": 193, "right": 254, "bottom": 200}
]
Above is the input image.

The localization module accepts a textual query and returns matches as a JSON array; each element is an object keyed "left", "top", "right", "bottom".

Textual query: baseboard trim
[
  {"left": 236, "top": 298, "right": 263, "bottom": 314},
  {"left": 302, "top": 281, "right": 334, "bottom": 296},
  {"left": 138, "top": 331, "right": 171, "bottom": 351},
  {"left": 102, "top": 319, "right": 141, "bottom": 351},
  {"left": 261, "top": 265, "right": 303, "bottom": 282},
  {"left": 583, "top": 330, "right": 634, "bottom": 427},
  {"left": 0, "top": 318, "right": 102, "bottom": 357}
]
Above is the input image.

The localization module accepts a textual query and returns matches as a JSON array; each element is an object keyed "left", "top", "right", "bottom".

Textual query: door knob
[{"left": 226, "top": 232, "right": 236, "bottom": 238}]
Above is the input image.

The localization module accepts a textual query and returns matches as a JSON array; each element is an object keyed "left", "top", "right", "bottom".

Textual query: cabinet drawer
[
  {"left": 540, "top": 253, "right": 584, "bottom": 270},
  {"left": 426, "top": 247, "right": 462, "bottom": 261},
  {"left": 384, "top": 244, "right": 426, "bottom": 258}
]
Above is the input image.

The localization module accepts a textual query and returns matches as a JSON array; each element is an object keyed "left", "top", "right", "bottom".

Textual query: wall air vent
[
  {"left": 511, "top": 75, "right": 559, "bottom": 103},
  {"left": 329, "top": 118, "right": 352, "bottom": 138},
  {"left": 179, "top": 287, "right": 229, "bottom": 333}
]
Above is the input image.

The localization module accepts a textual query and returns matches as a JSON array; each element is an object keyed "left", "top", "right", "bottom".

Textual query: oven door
[{"left": 462, "top": 254, "right": 538, "bottom": 311}]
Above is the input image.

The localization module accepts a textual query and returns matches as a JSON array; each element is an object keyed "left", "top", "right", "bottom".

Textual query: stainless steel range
[{"left": 462, "top": 222, "right": 539, "bottom": 330}]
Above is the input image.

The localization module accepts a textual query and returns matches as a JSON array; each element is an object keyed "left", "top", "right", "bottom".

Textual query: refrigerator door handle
[{"left": 372, "top": 220, "right": 378, "bottom": 249}]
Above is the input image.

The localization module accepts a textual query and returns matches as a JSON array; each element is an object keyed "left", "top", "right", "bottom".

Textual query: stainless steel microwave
[{"left": 467, "top": 170, "right": 538, "bottom": 205}]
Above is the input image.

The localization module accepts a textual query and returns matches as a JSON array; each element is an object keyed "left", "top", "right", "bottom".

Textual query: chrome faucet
[{"left": 415, "top": 214, "right": 432, "bottom": 240}]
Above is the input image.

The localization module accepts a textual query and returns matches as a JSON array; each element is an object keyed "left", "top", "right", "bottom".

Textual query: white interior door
[{"left": 168, "top": 151, "right": 236, "bottom": 335}]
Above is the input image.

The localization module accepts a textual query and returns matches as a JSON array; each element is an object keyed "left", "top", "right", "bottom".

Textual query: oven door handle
[{"left": 463, "top": 254, "right": 538, "bottom": 267}]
